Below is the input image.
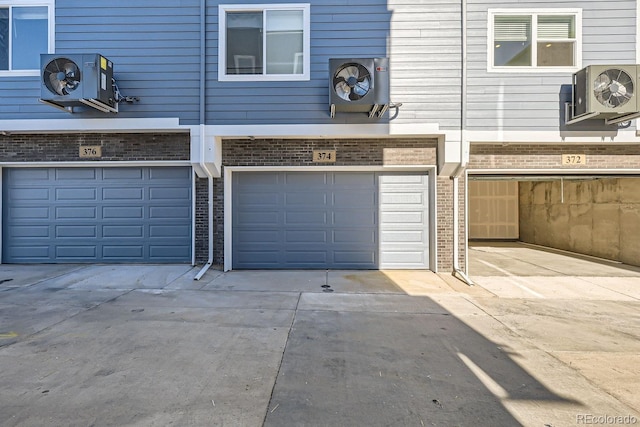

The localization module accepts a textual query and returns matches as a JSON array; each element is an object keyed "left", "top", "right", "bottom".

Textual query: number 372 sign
[{"left": 562, "top": 154, "right": 586, "bottom": 165}]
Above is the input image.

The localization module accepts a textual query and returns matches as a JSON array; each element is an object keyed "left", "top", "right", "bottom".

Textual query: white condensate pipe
[{"left": 451, "top": 0, "right": 474, "bottom": 286}]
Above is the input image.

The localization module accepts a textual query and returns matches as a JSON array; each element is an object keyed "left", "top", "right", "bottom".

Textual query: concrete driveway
[{"left": 0, "top": 262, "right": 638, "bottom": 426}]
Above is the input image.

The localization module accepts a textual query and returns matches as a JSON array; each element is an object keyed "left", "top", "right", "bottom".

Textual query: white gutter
[
  {"left": 193, "top": 0, "right": 214, "bottom": 281},
  {"left": 193, "top": 124, "right": 213, "bottom": 280},
  {"left": 451, "top": 0, "right": 474, "bottom": 286}
]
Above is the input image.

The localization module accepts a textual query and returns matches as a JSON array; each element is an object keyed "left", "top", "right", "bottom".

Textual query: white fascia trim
[
  {"left": 206, "top": 123, "right": 442, "bottom": 139},
  {"left": 223, "top": 165, "right": 438, "bottom": 272},
  {"left": 468, "top": 168, "right": 640, "bottom": 175},
  {"left": 0, "top": 161, "right": 191, "bottom": 167},
  {"left": 0, "top": 118, "right": 184, "bottom": 133},
  {"left": 467, "top": 130, "right": 640, "bottom": 144}
]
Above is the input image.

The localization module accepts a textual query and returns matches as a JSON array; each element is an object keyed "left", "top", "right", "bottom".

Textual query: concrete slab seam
[{"left": 262, "top": 291, "right": 303, "bottom": 425}]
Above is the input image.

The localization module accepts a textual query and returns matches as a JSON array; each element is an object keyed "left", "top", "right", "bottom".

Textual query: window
[
  {"left": 488, "top": 9, "right": 581, "bottom": 72},
  {"left": 219, "top": 4, "right": 310, "bottom": 81},
  {"left": 0, "top": 1, "right": 53, "bottom": 75}
]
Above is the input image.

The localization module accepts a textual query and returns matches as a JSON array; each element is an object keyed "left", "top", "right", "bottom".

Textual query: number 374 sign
[{"left": 313, "top": 150, "right": 336, "bottom": 163}]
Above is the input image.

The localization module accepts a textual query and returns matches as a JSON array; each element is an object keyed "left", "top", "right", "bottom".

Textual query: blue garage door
[
  {"left": 232, "top": 171, "right": 429, "bottom": 269},
  {"left": 2, "top": 167, "right": 192, "bottom": 263}
]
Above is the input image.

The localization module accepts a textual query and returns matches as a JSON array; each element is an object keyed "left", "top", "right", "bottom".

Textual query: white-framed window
[
  {"left": 218, "top": 3, "right": 310, "bottom": 82},
  {"left": 0, "top": 0, "right": 54, "bottom": 76},
  {"left": 488, "top": 9, "right": 581, "bottom": 72}
]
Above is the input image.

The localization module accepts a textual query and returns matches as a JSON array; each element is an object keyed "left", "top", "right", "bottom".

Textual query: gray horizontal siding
[
  {"left": 0, "top": 0, "right": 202, "bottom": 122},
  {"left": 466, "top": 0, "right": 637, "bottom": 132},
  {"left": 205, "top": 1, "right": 461, "bottom": 128},
  {"left": 0, "top": 0, "right": 462, "bottom": 130}
]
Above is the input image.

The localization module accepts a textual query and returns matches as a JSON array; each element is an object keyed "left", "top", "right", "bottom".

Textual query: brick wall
[
  {"left": 215, "top": 138, "right": 445, "bottom": 269},
  {"left": 0, "top": 133, "right": 190, "bottom": 162},
  {"left": 469, "top": 144, "right": 640, "bottom": 169}
]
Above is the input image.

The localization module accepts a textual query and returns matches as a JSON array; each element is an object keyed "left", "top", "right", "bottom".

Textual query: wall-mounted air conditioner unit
[
  {"left": 329, "top": 57, "right": 390, "bottom": 118},
  {"left": 569, "top": 64, "right": 640, "bottom": 125},
  {"left": 39, "top": 53, "right": 117, "bottom": 113}
]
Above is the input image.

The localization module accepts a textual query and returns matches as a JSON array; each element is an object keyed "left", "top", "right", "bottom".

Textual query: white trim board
[{"left": 0, "top": 118, "right": 184, "bottom": 133}]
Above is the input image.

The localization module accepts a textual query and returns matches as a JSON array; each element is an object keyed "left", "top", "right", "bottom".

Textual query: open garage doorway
[{"left": 467, "top": 174, "right": 640, "bottom": 283}]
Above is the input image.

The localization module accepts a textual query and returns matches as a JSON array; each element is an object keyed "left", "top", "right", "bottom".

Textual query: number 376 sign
[{"left": 79, "top": 146, "right": 102, "bottom": 158}]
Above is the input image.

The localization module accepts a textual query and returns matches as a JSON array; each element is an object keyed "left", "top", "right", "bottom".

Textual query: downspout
[
  {"left": 194, "top": 0, "right": 213, "bottom": 281},
  {"left": 452, "top": 0, "right": 474, "bottom": 286}
]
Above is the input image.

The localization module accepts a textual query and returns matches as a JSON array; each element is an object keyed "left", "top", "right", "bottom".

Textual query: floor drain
[{"left": 321, "top": 285, "right": 331, "bottom": 288}]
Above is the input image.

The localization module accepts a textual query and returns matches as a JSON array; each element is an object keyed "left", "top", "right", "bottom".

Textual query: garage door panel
[
  {"left": 381, "top": 250, "right": 427, "bottom": 264},
  {"left": 103, "top": 225, "right": 144, "bottom": 238},
  {"left": 149, "top": 206, "right": 190, "bottom": 219},
  {"left": 57, "top": 206, "right": 97, "bottom": 219},
  {"left": 285, "top": 192, "right": 327, "bottom": 206},
  {"left": 285, "top": 250, "right": 328, "bottom": 263},
  {"left": 13, "top": 246, "right": 49, "bottom": 258},
  {"left": 102, "top": 206, "right": 142, "bottom": 219},
  {"left": 286, "top": 230, "right": 328, "bottom": 243},
  {"left": 56, "top": 169, "right": 97, "bottom": 180},
  {"left": 149, "top": 225, "right": 190, "bottom": 238},
  {"left": 10, "top": 225, "right": 49, "bottom": 238},
  {"left": 284, "top": 172, "right": 327, "bottom": 186},
  {"left": 10, "top": 188, "right": 50, "bottom": 201},
  {"left": 334, "top": 250, "right": 375, "bottom": 264},
  {"left": 103, "top": 246, "right": 143, "bottom": 258},
  {"left": 149, "top": 167, "right": 190, "bottom": 180},
  {"left": 10, "top": 207, "right": 49, "bottom": 219},
  {"left": 237, "top": 192, "right": 279, "bottom": 207},
  {"left": 235, "top": 250, "right": 280, "bottom": 266},
  {"left": 9, "top": 168, "right": 49, "bottom": 180},
  {"left": 56, "top": 225, "right": 97, "bottom": 238},
  {"left": 333, "top": 191, "right": 375, "bottom": 206},
  {"left": 237, "top": 211, "right": 280, "bottom": 226},
  {"left": 285, "top": 211, "right": 328, "bottom": 225},
  {"left": 380, "top": 211, "right": 425, "bottom": 224},
  {"left": 102, "top": 168, "right": 142, "bottom": 180},
  {"left": 2, "top": 167, "right": 191, "bottom": 263},
  {"left": 333, "top": 229, "right": 375, "bottom": 244},
  {"left": 381, "top": 230, "right": 426, "bottom": 243},
  {"left": 56, "top": 246, "right": 97, "bottom": 258},
  {"left": 333, "top": 173, "right": 375, "bottom": 187},
  {"left": 380, "top": 192, "right": 425, "bottom": 205},
  {"left": 150, "top": 187, "right": 190, "bottom": 200},
  {"left": 57, "top": 188, "right": 96, "bottom": 200},
  {"left": 233, "top": 171, "right": 429, "bottom": 269},
  {"left": 103, "top": 188, "right": 143, "bottom": 200},
  {"left": 149, "top": 245, "right": 191, "bottom": 258},
  {"left": 333, "top": 210, "right": 375, "bottom": 227}
]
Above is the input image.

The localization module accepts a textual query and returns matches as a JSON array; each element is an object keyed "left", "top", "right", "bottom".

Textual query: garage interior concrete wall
[{"left": 519, "top": 178, "right": 640, "bottom": 267}]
